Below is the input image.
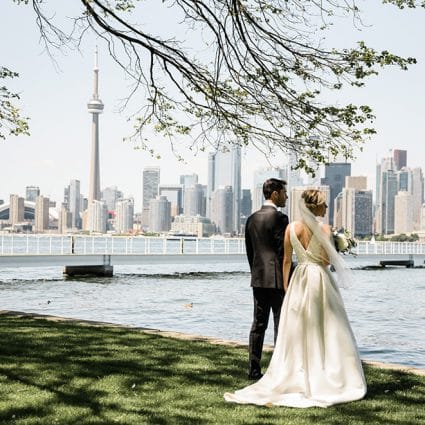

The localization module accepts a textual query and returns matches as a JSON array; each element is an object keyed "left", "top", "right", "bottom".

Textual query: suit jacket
[{"left": 245, "top": 205, "right": 289, "bottom": 289}]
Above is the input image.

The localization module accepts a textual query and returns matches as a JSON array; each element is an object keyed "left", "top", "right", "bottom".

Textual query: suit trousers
[{"left": 249, "top": 287, "right": 284, "bottom": 373}]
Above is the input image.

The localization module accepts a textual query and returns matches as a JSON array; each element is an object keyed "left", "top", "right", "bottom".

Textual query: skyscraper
[
  {"left": 9, "top": 194, "right": 24, "bottom": 225},
  {"left": 115, "top": 198, "right": 134, "bottom": 233},
  {"left": 394, "top": 191, "right": 413, "bottom": 234},
  {"left": 207, "top": 146, "right": 241, "bottom": 232},
  {"left": 67, "top": 179, "right": 81, "bottom": 229},
  {"left": 184, "top": 184, "right": 205, "bottom": 216},
  {"left": 379, "top": 169, "right": 398, "bottom": 234},
  {"left": 211, "top": 186, "right": 233, "bottom": 234},
  {"left": 34, "top": 195, "right": 50, "bottom": 233},
  {"left": 393, "top": 149, "right": 407, "bottom": 171},
  {"left": 320, "top": 162, "right": 351, "bottom": 226},
  {"left": 142, "top": 167, "right": 160, "bottom": 209},
  {"left": 149, "top": 196, "right": 171, "bottom": 233}
]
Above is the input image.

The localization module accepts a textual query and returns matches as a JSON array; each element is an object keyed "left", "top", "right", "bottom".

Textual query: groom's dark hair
[{"left": 263, "top": 178, "right": 287, "bottom": 200}]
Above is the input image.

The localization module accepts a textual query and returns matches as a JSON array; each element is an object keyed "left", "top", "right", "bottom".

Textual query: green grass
[{"left": 0, "top": 313, "right": 424, "bottom": 425}]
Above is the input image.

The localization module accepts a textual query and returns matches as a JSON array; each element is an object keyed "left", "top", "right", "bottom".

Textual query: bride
[{"left": 224, "top": 189, "right": 367, "bottom": 408}]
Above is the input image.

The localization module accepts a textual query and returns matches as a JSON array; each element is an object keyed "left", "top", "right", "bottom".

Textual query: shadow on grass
[{"left": 0, "top": 314, "right": 424, "bottom": 425}]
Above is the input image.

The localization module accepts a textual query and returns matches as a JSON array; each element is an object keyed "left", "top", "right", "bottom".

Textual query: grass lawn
[{"left": 0, "top": 313, "right": 424, "bottom": 425}]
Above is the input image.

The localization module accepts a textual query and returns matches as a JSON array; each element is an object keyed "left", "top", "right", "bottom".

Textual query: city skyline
[{"left": 2, "top": 2, "right": 425, "bottom": 208}]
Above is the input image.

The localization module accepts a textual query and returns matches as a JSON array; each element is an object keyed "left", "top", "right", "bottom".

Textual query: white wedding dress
[{"left": 224, "top": 223, "right": 367, "bottom": 408}]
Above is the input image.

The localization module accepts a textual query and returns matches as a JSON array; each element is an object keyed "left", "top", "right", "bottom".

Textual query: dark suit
[{"left": 245, "top": 204, "right": 289, "bottom": 375}]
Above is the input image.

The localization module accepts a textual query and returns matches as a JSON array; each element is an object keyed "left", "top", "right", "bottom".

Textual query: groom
[{"left": 245, "top": 178, "right": 289, "bottom": 380}]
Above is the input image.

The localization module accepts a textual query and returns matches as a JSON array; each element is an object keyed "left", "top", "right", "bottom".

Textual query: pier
[{"left": 1, "top": 234, "right": 425, "bottom": 276}]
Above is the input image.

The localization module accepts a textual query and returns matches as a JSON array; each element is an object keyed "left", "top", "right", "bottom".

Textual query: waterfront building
[
  {"left": 159, "top": 184, "right": 183, "bottom": 217},
  {"left": 240, "top": 189, "right": 252, "bottom": 218},
  {"left": 88, "top": 200, "right": 107, "bottom": 233},
  {"left": 65, "top": 179, "right": 82, "bottom": 229},
  {"left": 207, "top": 146, "right": 241, "bottom": 233},
  {"left": 211, "top": 186, "right": 233, "bottom": 234},
  {"left": 394, "top": 191, "right": 413, "bottom": 234},
  {"left": 115, "top": 198, "right": 134, "bottom": 233},
  {"left": 411, "top": 167, "right": 424, "bottom": 231},
  {"left": 339, "top": 188, "right": 373, "bottom": 237},
  {"left": 320, "top": 162, "right": 351, "bottom": 227},
  {"left": 170, "top": 215, "right": 215, "bottom": 237},
  {"left": 58, "top": 204, "right": 72, "bottom": 234},
  {"left": 9, "top": 194, "right": 25, "bottom": 225},
  {"left": 379, "top": 169, "right": 398, "bottom": 235},
  {"left": 184, "top": 184, "right": 205, "bottom": 217},
  {"left": 143, "top": 166, "right": 160, "bottom": 209},
  {"left": 149, "top": 196, "right": 171, "bottom": 233},
  {"left": 25, "top": 186, "right": 40, "bottom": 202},
  {"left": 34, "top": 195, "right": 50, "bottom": 232}
]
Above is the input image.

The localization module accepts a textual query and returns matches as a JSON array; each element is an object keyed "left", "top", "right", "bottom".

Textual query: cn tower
[{"left": 87, "top": 47, "right": 104, "bottom": 205}]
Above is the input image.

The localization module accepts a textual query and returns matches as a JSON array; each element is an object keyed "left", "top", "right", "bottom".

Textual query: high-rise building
[
  {"left": 9, "top": 194, "right": 25, "bottom": 225},
  {"left": 393, "top": 149, "right": 407, "bottom": 171},
  {"left": 378, "top": 169, "right": 398, "bottom": 235},
  {"left": 184, "top": 184, "right": 205, "bottom": 217},
  {"left": 320, "top": 162, "right": 351, "bottom": 226},
  {"left": 394, "top": 191, "right": 413, "bottom": 234},
  {"left": 411, "top": 167, "right": 424, "bottom": 231},
  {"left": 241, "top": 189, "right": 252, "bottom": 218},
  {"left": 207, "top": 146, "right": 241, "bottom": 232},
  {"left": 34, "top": 195, "right": 50, "bottom": 233},
  {"left": 340, "top": 188, "right": 373, "bottom": 237},
  {"left": 290, "top": 186, "right": 330, "bottom": 223},
  {"left": 102, "top": 186, "right": 123, "bottom": 211},
  {"left": 211, "top": 186, "right": 233, "bottom": 234},
  {"left": 115, "top": 198, "right": 134, "bottom": 233},
  {"left": 58, "top": 204, "right": 72, "bottom": 234},
  {"left": 149, "top": 196, "right": 171, "bottom": 233},
  {"left": 66, "top": 179, "right": 81, "bottom": 229},
  {"left": 143, "top": 167, "right": 160, "bottom": 208},
  {"left": 25, "top": 186, "right": 40, "bottom": 202},
  {"left": 88, "top": 200, "right": 107, "bottom": 233},
  {"left": 159, "top": 184, "right": 183, "bottom": 216}
]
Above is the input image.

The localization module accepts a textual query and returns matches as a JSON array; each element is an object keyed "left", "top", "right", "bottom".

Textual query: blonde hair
[{"left": 301, "top": 189, "right": 326, "bottom": 212}]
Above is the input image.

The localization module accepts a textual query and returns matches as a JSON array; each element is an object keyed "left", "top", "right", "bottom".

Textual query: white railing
[
  {"left": 0, "top": 234, "right": 247, "bottom": 256},
  {"left": 1, "top": 234, "right": 425, "bottom": 257}
]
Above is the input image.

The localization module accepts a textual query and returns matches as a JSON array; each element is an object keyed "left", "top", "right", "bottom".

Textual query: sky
[{"left": 1, "top": 1, "right": 425, "bottom": 210}]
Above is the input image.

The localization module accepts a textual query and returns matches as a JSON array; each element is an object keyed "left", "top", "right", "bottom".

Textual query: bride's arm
[{"left": 283, "top": 226, "right": 293, "bottom": 292}]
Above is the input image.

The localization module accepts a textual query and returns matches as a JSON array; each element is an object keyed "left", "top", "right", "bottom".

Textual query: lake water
[{"left": 0, "top": 257, "right": 424, "bottom": 369}]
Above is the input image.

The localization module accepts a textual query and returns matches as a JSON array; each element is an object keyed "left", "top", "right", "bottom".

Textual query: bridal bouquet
[{"left": 333, "top": 228, "right": 357, "bottom": 256}]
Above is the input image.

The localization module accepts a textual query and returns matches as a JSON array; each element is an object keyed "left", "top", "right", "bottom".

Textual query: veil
[{"left": 298, "top": 199, "right": 352, "bottom": 288}]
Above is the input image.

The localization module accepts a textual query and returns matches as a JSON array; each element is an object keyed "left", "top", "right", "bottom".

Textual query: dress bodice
[{"left": 290, "top": 222, "right": 324, "bottom": 265}]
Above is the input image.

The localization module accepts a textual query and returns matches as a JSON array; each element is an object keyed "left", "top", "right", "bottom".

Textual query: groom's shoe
[{"left": 248, "top": 369, "right": 263, "bottom": 380}]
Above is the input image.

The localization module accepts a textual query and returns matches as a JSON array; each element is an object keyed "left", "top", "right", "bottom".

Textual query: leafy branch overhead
[
  {"left": 8, "top": 0, "right": 425, "bottom": 172},
  {"left": 0, "top": 67, "right": 29, "bottom": 140}
]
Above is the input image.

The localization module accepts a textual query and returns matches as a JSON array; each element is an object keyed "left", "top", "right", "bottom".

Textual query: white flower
[{"left": 333, "top": 228, "right": 357, "bottom": 255}]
